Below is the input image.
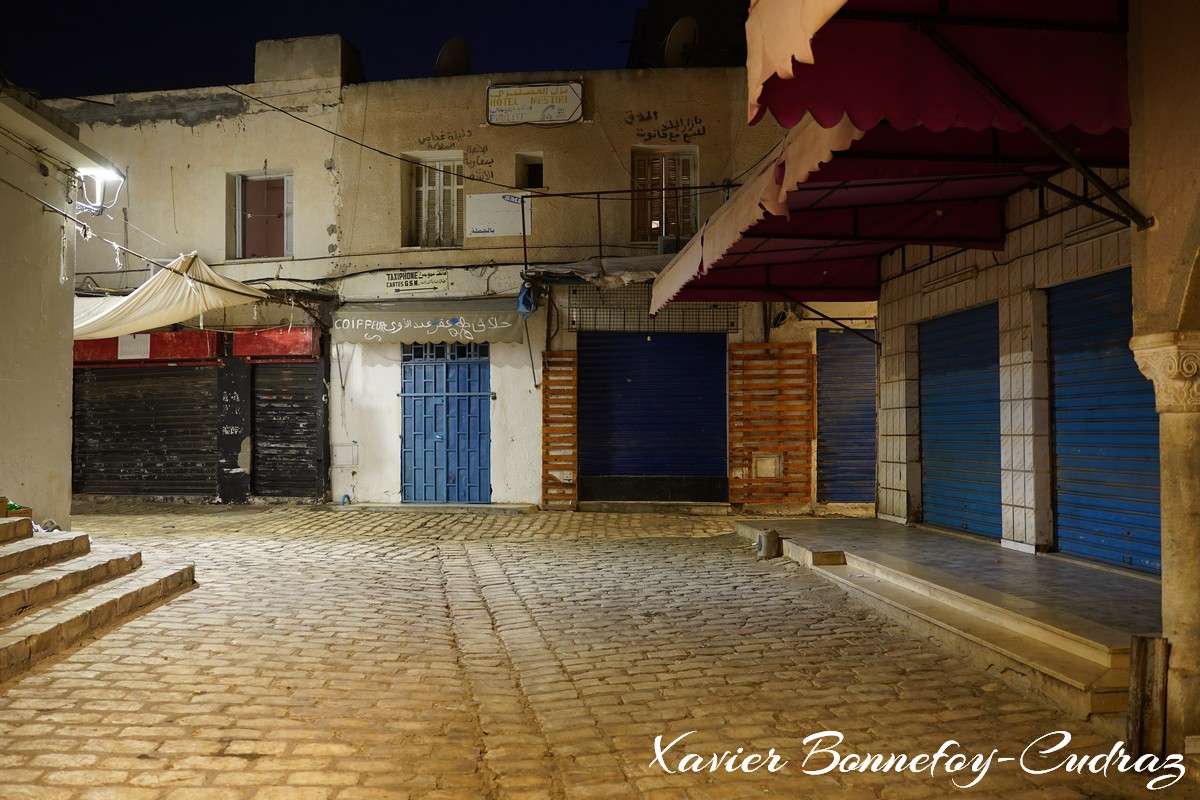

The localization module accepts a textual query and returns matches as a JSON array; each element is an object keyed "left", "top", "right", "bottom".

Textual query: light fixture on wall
[
  {"left": 77, "top": 165, "right": 125, "bottom": 216},
  {"left": 921, "top": 266, "right": 978, "bottom": 294},
  {"left": 1064, "top": 219, "right": 1125, "bottom": 250}
]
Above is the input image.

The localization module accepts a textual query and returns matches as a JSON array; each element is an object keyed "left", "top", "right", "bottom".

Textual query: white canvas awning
[
  {"left": 73, "top": 253, "right": 268, "bottom": 340},
  {"left": 650, "top": 113, "right": 863, "bottom": 313},
  {"left": 746, "top": 0, "right": 848, "bottom": 122}
]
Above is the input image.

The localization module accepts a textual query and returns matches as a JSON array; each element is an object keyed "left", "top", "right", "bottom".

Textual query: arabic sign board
[
  {"left": 466, "top": 193, "right": 533, "bottom": 238},
  {"left": 385, "top": 268, "right": 449, "bottom": 294},
  {"left": 333, "top": 299, "right": 524, "bottom": 344},
  {"left": 487, "top": 82, "right": 583, "bottom": 126}
]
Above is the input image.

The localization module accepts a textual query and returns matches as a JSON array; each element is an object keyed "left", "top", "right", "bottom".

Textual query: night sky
[{"left": 0, "top": 1, "right": 649, "bottom": 100}]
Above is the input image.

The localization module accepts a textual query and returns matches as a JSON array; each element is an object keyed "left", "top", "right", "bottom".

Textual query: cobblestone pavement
[{"left": 0, "top": 502, "right": 1192, "bottom": 800}]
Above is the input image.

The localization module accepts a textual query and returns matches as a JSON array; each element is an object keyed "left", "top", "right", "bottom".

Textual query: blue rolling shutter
[
  {"left": 1048, "top": 268, "right": 1160, "bottom": 573},
  {"left": 919, "top": 305, "right": 1002, "bottom": 537},
  {"left": 816, "top": 329, "right": 877, "bottom": 502},
  {"left": 578, "top": 332, "right": 727, "bottom": 501}
]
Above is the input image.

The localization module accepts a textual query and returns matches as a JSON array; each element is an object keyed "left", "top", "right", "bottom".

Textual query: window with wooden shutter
[
  {"left": 411, "top": 156, "right": 464, "bottom": 247},
  {"left": 631, "top": 149, "right": 697, "bottom": 243}
]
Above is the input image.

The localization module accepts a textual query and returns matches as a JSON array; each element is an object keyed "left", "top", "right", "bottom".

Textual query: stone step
[
  {"left": 834, "top": 548, "right": 1131, "bottom": 669},
  {"left": 0, "top": 517, "right": 33, "bottom": 545},
  {"left": 0, "top": 559, "right": 196, "bottom": 684},
  {"left": 812, "top": 562, "right": 1129, "bottom": 716},
  {"left": 0, "top": 544, "right": 143, "bottom": 624},
  {"left": 0, "top": 532, "right": 91, "bottom": 579},
  {"left": 734, "top": 521, "right": 1135, "bottom": 719}
]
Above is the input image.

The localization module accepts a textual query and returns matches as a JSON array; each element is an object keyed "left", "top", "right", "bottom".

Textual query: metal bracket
[{"left": 917, "top": 23, "right": 1152, "bottom": 231}]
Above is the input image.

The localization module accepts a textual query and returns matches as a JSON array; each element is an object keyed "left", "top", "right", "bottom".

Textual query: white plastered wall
[
  {"left": 329, "top": 309, "right": 545, "bottom": 505},
  {"left": 0, "top": 151, "right": 77, "bottom": 525}
]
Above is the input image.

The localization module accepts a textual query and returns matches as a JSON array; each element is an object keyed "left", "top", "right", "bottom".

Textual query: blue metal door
[
  {"left": 919, "top": 305, "right": 1002, "bottom": 537},
  {"left": 401, "top": 342, "right": 491, "bottom": 503},
  {"left": 1048, "top": 268, "right": 1160, "bottom": 573},
  {"left": 817, "top": 329, "right": 878, "bottom": 502}
]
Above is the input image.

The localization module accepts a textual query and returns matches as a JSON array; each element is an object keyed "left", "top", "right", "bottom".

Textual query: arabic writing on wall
[
  {"left": 416, "top": 127, "right": 473, "bottom": 150},
  {"left": 625, "top": 112, "right": 707, "bottom": 144},
  {"left": 335, "top": 315, "right": 514, "bottom": 342},
  {"left": 385, "top": 268, "right": 450, "bottom": 294},
  {"left": 465, "top": 143, "right": 494, "bottom": 182}
]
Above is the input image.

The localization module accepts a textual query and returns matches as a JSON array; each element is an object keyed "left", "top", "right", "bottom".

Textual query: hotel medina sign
[{"left": 487, "top": 82, "right": 583, "bottom": 125}]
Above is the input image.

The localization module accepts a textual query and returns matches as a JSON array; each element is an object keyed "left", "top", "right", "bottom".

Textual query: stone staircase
[{"left": 0, "top": 515, "right": 195, "bottom": 684}]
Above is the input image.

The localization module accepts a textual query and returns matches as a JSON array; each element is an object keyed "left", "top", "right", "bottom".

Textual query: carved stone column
[
  {"left": 1132, "top": 333, "right": 1200, "bottom": 414},
  {"left": 1131, "top": 331, "right": 1200, "bottom": 752}
]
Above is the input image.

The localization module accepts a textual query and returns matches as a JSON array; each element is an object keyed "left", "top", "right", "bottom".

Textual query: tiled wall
[{"left": 877, "top": 169, "right": 1132, "bottom": 548}]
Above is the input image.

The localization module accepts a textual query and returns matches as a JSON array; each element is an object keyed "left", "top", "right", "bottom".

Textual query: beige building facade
[
  {"left": 0, "top": 84, "right": 122, "bottom": 526},
  {"left": 55, "top": 36, "right": 873, "bottom": 509}
]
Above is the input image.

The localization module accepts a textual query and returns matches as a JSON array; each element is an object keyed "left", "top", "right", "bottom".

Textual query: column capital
[{"left": 1131, "top": 331, "right": 1200, "bottom": 413}]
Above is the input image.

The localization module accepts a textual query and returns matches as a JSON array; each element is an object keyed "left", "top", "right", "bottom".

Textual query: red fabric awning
[
  {"left": 652, "top": 0, "right": 1131, "bottom": 312},
  {"left": 752, "top": 1, "right": 1130, "bottom": 133}
]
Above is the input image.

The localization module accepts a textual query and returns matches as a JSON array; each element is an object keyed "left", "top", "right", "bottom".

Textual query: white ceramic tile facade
[{"left": 877, "top": 170, "right": 1132, "bottom": 548}]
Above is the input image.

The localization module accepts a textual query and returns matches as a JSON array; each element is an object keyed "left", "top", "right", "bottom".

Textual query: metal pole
[
  {"left": 596, "top": 193, "right": 603, "bottom": 262},
  {"left": 918, "top": 23, "right": 1152, "bottom": 230}
]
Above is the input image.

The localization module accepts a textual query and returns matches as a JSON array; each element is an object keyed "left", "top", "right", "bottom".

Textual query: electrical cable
[
  {"left": 0, "top": 173, "right": 274, "bottom": 302},
  {"left": 224, "top": 83, "right": 756, "bottom": 207},
  {"left": 223, "top": 83, "right": 560, "bottom": 199},
  {"left": 6, "top": 78, "right": 775, "bottom": 294}
]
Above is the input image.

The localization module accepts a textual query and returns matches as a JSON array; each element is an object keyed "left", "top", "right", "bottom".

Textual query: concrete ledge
[
  {"left": 840, "top": 550, "right": 1131, "bottom": 666},
  {"left": 0, "top": 518, "right": 33, "bottom": 545},
  {"left": 324, "top": 503, "right": 539, "bottom": 516},
  {"left": 577, "top": 501, "right": 732, "bottom": 516},
  {"left": 735, "top": 518, "right": 1138, "bottom": 720},
  {"left": 814, "top": 564, "right": 1128, "bottom": 716}
]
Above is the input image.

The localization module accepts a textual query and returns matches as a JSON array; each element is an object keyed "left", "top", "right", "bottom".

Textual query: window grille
[
  {"left": 566, "top": 284, "right": 739, "bottom": 333},
  {"left": 402, "top": 342, "right": 489, "bottom": 362}
]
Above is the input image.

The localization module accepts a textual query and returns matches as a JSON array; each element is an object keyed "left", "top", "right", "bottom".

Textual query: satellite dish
[
  {"left": 663, "top": 16, "right": 700, "bottom": 68},
  {"left": 434, "top": 36, "right": 472, "bottom": 77}
]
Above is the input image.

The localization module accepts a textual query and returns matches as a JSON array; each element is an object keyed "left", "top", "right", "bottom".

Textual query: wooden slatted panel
[
  {"left": 542, "top": 351, "right": 579, "bottom": 510},
  {"left": 728, "top": 342, "right": 815, "bottom": 505}
]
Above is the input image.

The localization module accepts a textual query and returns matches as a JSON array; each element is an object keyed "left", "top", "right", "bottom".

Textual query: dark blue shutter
[
  {"left": 919, "top": 305, "right": 1002, "bottom": 537},
  {"left": 817, "top": 329, "right": 877, "bottom": 502},
  {"left": 578, "top": 332, "right": 727, "bottom": 501},
  {"left": 1048, "top": 268, "right": 1160, "bottom": 573}
]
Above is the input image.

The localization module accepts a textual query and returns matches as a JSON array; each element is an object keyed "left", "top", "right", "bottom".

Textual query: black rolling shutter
[
  {"left": 251, "top": 362, "right": 328, "bottom": 498},
  {"left": 72, "top": 366, "right": 219, "bottom": 495}
]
